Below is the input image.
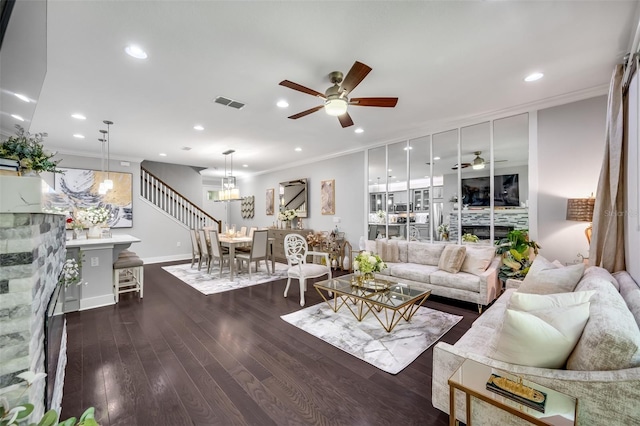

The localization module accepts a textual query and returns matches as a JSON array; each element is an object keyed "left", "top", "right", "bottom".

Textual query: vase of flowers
[
  {"left": 60, "top": 258, "right": 83, "bottom": 287},
  {"left": 353, "top": 250, "right": 387, "bottom": 282},
  {"left": 278, "top": 209, "right": 297, "bottom": 229},
  {"left": 437, "top": 223, "right": 449, "bottom": 241},
  {"left": 77, "top": 206, "right": 111, "bottom": 239}
]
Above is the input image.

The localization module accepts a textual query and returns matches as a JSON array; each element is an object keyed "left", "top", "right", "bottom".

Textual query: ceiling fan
[
  {"left": 451, "top": 151, "right": 507, "bottom": 170},
  {"left": 279, "top": 61, "right": 398, "bottom": 128}
]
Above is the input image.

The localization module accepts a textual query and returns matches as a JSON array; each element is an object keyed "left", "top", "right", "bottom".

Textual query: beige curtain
[{"left": 590, "top": 64, "right": 626, "bottom": 272}]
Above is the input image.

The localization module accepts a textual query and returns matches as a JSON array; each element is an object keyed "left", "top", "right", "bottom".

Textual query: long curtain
[{"left": 590, "top": 64, "right": 626, "bottom": 272}]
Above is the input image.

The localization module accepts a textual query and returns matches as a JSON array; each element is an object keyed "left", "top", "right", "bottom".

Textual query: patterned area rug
[
  {"left": 162, "top": 262, "right": 289, "bottom": 295},
  {"left": 281, "top": 302, "right": 462, "bottom": 374}
]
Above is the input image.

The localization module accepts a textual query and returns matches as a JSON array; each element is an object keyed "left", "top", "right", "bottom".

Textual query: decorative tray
[
  {"left": 350, "top": 276, "right": 391, "bottom": 292},
  {"left": 486, "top": 374, "right": 547, "bottom": 413}
]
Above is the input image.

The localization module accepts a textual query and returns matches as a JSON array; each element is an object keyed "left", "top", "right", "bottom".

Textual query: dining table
[{"left": 216, "top": 234, "right": 276, "bottom": 282}]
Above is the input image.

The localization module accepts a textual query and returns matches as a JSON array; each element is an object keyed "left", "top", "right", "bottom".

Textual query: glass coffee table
[{"left": 313, "top": 273, "right": 431, "bottom": 332}]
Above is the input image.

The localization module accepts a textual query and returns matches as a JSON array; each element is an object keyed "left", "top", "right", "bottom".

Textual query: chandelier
[{"left": 217, "top": 149, "right": 241, "bottom": 201}]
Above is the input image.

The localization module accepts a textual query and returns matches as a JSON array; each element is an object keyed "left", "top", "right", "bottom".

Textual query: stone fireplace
[{"left": 0, "top": 213, "right": 66, "bottom": 420}]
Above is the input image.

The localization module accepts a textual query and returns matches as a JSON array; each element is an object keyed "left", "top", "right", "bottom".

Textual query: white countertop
[{"left": 66, "top": 234, "right": 141, "bottom": 248}]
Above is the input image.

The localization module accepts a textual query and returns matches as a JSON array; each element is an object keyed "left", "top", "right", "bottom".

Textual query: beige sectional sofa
[
  {"left": 365, "top": 239, "right": 502, "bottom": 311},
  {"left": 432, "top": 259, "right": 640, "bottom": 425}
]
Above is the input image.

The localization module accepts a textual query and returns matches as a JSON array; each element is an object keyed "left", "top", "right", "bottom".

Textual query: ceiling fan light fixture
[
  {"left": 324, "top": 97, "right": 348, "bottom": 116},
  {"left": 472, "top": 152, "right": 485, "bottom": 170}
]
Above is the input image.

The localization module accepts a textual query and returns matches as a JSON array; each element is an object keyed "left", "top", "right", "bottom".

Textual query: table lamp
[{"left": 566, "top": 197, "right": 595, "bottom": 244}]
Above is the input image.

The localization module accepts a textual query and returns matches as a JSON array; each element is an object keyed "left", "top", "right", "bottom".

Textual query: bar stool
[{"left": 113, "top": 250, "right": 144, "bottom": 302}]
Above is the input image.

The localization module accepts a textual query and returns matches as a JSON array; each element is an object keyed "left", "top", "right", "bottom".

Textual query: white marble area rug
[
  {"left": 281, "top": 303, "right": 462, "bottom": 374},
  {"left": 162, "top": 262, "right": 289, "bottom": 295}
]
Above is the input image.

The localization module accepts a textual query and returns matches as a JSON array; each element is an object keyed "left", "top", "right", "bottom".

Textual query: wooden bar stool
[{"left": 113, "top": 250, "right": 144, "bottom": 302}]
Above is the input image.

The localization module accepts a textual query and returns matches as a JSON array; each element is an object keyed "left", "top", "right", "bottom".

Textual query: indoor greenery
[
  {"left": 0, "top": 372, "right": 98, "bottom": 426},
  {"left": 0, "top": 125, "right": 61, "bottom": 174},
  {"left": 353, "top": 251, "right": 386, "bottom": 274},
  {"left": 462, "top": 233, "right": 479, "bottom": 242},
  {"left": 495, "top": 229, "right": 540, "bottom": 281}
]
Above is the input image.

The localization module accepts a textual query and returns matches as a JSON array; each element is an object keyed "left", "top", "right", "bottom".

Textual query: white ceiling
[{"left": 1, "top": 1, "right": 638, "bottom": 181}]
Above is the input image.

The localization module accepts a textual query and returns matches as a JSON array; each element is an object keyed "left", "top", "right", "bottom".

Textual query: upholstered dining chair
[
  {"left": 189, "top": 228, "right": 201, "bottom": 269},
  {"left": 235, "top": 230, "right": 270, "bottom": 279},
  {"left": 283, "top": 233, "right": 331, "bottom": 306},
  {"left": 197, "top": 229, "right": 211, "bottom": 272},
  {"left": 208, "top": 230, "right": 232, "bottom": 277}
]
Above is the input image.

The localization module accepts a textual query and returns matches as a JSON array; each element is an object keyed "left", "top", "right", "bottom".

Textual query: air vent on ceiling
[
  {"left": 213, "top": 96, "right": 245, "bottom": 110},
  {"left": 181, "top": 146, "right": 192, "bottom": 151}
]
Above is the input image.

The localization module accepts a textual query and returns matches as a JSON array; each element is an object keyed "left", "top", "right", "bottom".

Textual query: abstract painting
[
  {"left": 266, "top": 188, "right": 274, "bottom": 215},
  {"left": 44, "top": 168, "right": 133, "bottom": 228},
  {"left": 320, "top": 179, "right": 335, "bottom": 215}
]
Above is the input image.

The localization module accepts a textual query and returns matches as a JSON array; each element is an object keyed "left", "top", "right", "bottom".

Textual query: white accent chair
[
  {"left": 283, "top": 233, "right": 331, "bottom": 306},
  {"left": 235, "top": 230, "right": 270, "bottom": 279},
  {"left": 189, "top": 228, "right": 201, "bottom": 268},
  {"left": 197, "top": 229, "right": 211, "bottom": 272},
  {"left": 208, "top": 230, "right": 232, "bottom": 277}
]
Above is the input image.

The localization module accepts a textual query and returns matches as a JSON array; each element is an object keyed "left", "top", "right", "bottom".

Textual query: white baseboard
[
  {"left": 80, "top": 294, "right": 115, "bottom": 311},
  {"left": 142, "top": 253, "right": 191, "bottom": 264}
]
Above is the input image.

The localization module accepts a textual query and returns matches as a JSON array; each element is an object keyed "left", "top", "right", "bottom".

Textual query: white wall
[
  {"left": 537, "top": 95, "right": 607, "bottom": 264},
  {"left": 626, "top": 72, "right": 640, "bottom": 282},
  {"left": 230, "top": 152, "right": 365, "bottom": 249}
]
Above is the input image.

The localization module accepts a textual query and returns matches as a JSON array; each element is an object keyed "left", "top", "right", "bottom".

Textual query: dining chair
[
  {"left": 283, "top": 233, "right": 331, "bottom": 306},
  {"left": 239, "top": 226, "right": 247, "bottom": 237},
  {"left": 235, "top": 230, "right": 270, "bottom": 279},
  {"left": 248, "top": 227, "right": 258, "bottom": 238},
  {"left": 190, "top": 229, "right": 202, "bottom": 269},
  {"left": 197, "top": 229, "right": 211, "bottom": 273},
  {"left": 209, "top": 230, "right": 232, "bottom": 278}
]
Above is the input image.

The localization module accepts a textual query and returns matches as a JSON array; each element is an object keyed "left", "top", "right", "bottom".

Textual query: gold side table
[{"left": 448, "top": 359, "right": 577, "bottom": 426}]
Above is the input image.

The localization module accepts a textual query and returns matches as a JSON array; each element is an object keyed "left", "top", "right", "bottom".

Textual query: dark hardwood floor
[{"left": 61, "top": 261, "right": 479, "bottom": 426}]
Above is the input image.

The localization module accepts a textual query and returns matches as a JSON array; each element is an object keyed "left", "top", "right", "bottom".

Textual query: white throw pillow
[
  {"left": 494, "top": 303, "right": 591, "bottom": 368},
  {"left": 517, "top": 256, "right": 585, "bottom": 295},
  {"left": 509, "top": 290, "right": 595, "bottom": 311}
]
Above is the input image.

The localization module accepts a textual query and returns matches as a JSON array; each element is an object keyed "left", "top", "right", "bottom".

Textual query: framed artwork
[
  {"left": 43, "top": 168, "right": 133, "bottom": 228},
  {"left": 266, "top": 188, "right": 275, "bottom": 215},
  {"left": 321, "top": 179, "right": 335, "bottom": 215}
]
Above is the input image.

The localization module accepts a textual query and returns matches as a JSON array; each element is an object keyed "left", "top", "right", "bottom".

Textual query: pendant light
[
  {"left": 98, "top": 129, "right": 108, "bottom": 195},
  {"left": 102, "top": 120, "right": 114, "bottom": 189},
  {"left": 217, "top": 149, "right": 241, "bottom": 201}
]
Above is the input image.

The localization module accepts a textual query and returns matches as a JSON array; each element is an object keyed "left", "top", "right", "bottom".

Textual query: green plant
[
  {"left": 0, "top": 372, "right": 98, "bottom": 426},
  {"left": 495, "top": 229, "right": 540, "bottom": 281},
  {"left": 0, "top": 125, "right": 62, "bottom": 174},
  {"left": 462, "top": 233, "right": 479, "bottom": 242},
  {"left": 354, "top": 251, "right": 387, "bottom": 274}
]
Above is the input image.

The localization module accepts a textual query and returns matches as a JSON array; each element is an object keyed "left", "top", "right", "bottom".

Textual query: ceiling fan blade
[
  {"left": 338, "top": 112, "right": 354, "bottom": 128},
  {"left": 451, "top": 163, "right": 471, "bottom": 170},
  {"left": 341, "top": 61, "right": 372, "bottom": 94},
  {"left": 288, "top": 105, "right": 324, "bottom": 119},
  {"left": 350, "top": 97, "right": 398, "bottom": 108},
  {"left": 279, "top": 80, "right": 326, "bottom": 98}
]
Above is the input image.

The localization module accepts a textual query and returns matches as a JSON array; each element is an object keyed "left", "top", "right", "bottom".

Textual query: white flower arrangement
[
  {"left": 278, "top": 209, "right": 297, "bottom": 221},
  {"left": 60, "top": 258, "right": 84, "bottom": 287},
  {"left": 77, "top": 206, "right": 111, "bottom": 225},
  {"left": 353, "top": 250, "right": 387, "bottom": 274},
  {"left": 437, "top": 223, "right": 449, "bottom": 234}
]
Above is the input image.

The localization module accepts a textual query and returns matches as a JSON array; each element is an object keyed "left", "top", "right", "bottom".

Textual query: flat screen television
[{"left": 461, "top": 174, "right": 519, "bottom": 207}]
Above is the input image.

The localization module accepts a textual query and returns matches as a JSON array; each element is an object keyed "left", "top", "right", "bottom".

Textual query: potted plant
[
  {"left": 495, "top": 229, "right": 540, "bottom": 281},
  {"left": 462, "top": 233, "right": 479, "bottom": 243},
  {"left": 0, "top": 125, "right": 61, "bottom": 175}
]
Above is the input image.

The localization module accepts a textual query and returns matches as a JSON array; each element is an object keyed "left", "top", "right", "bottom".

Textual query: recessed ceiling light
[
  {"left": 159, "top": 153, "right": 167, "bottom": 157},
  {"left": 242, "top": 164, "right": 248, "bottom": 168},
  {"left": 388, "top": 169, "right": 392, "bottom": 172},
  {"left": 125, "top": 45, "right": 148, "bottom": 59},
  {"left": 71, "top": 113, "right": 86, "bottom": 120},
  {"left": 193, "top": 125, "right": 204, "bottom": 131},
  {"left": 276, "top": 100, "right": 289, "bottom": 108},
  {"left": 354, "top": 127, "right": 364, "bottom": 134},
  {"left": 295, "top": 147, "right": 302, "bottom": 152},
  {"left": 73, "top": 134, "right": 85, "bottom": 139},
  {"left": 433, "top": 156, "right": 441, "bottom": 161},
  {"left": 11, "top": 114, "right": 24, "bottom": 121},
  {"left": 14, "top": 93, "right": 30, "bottom": 102},
  {"left": 524, "top": 72, "right": 544, "bottom": 82}
]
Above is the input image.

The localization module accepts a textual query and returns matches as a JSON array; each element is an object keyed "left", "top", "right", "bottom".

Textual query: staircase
[{"left": 140, "top": 166, "right": 221, "bottom": 231}]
